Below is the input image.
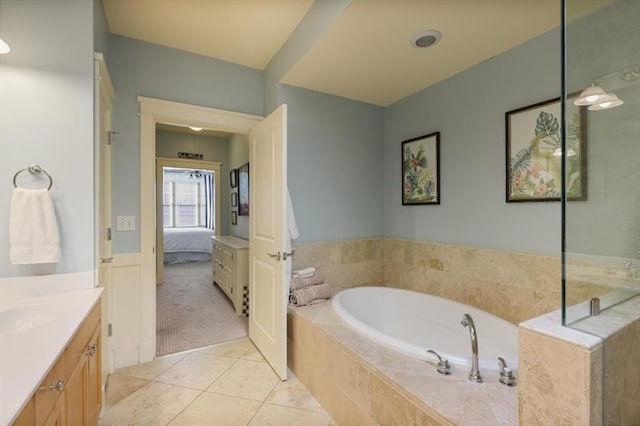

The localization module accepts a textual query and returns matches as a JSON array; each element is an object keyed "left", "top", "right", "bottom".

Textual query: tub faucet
[{"left": 461, "top": 313, "right": 483, "bottom": 383}]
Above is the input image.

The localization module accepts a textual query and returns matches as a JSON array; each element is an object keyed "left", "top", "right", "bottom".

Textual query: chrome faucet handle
[
  {"left": 427, "top": 349, "right": 452, "bottom": 375},
  {"left": 497, "top": 357, "right": 517, "bottom": 386}
]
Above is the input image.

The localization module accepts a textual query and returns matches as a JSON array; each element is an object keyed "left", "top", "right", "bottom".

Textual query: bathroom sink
[{"left": 0, "top": 303, "right": 67, "bottom": 335}]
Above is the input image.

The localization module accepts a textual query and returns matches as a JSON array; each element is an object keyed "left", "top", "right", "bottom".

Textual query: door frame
[
  {"left": 94, "top": 52, "right": 114, "bottom": 384},
  {"left": 138, "top": 97, "right": 262, "bottom": 361},
  {"left": 155, "top": 157, "right": 222, "bottom": 284}
]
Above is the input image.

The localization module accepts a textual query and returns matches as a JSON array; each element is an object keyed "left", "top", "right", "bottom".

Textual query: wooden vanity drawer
[
  {"left": 34, "top": 354, "right": 66, "bottom": 425},
  {"left": 64, "top": 303, "right": 100, "bottom": 377}
]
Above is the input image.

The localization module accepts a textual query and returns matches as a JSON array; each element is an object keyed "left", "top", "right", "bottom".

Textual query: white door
[
  {"left": 249, "top": 105, "right": 288, "bottom": 380},
  {"left": 95, "top": 54, "right": 114, "bottom": 381}
]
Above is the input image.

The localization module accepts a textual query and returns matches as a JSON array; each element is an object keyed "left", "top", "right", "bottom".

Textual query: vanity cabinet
[
  {"left": 12, "top": 302, "right": 102, "bottom": 426},
  {"left": 212, "top": 236, "right": 249, "bottom": 316}
]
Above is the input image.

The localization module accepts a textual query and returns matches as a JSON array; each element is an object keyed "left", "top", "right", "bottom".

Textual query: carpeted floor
[{"left": 156, "top": 261, "right": 248, "bottom": 356}]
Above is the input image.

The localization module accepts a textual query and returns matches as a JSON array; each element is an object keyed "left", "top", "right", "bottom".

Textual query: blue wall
[
  {"left": 107, "top": 23, "right": 563, "bottom": 255},
  {"left": 384, "top": 29, "right": 561, "bottom": 254},
  {"left": 0, "top": 0, "right": 95, "bottom": 277},
  {"left": 279, "top": 85, "right": 385, "bottom": 242},
  {"left": 108, "top": 35, "right": 263, "bottom": 253}
]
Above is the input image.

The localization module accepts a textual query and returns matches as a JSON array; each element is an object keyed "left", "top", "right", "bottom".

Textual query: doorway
[{"left": 154, "top": 125, "right": 249, "bottom": 356}]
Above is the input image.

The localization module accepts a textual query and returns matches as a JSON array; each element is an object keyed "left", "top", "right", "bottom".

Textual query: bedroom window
[{"left": 163, "top": 169, "right": 209, "bottom": 228}]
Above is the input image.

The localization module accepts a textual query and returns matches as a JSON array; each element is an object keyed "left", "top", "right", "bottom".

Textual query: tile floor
[{"left": 100, "top": 338, "right": 335, "bottom": 426}]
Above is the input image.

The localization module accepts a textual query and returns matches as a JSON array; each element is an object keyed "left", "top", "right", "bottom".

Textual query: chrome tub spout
[{"left": 461, "top": 313, "right": 483, "bottom": 383}]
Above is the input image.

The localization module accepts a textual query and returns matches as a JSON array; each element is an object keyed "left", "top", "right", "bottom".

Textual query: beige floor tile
[
  {"left": 104, "top": 373, "right": 150, "bottom": 410},
  {"left": 207, "top": 359, "right": 279, "bottom": 401},
  {"left": 115, "top": 352, "right": 189, "bottom": 380},
  {"left": 248, "top": 403, "right": 333, "bottom": 426},
  {"left": 168, "top": 391, "right": 262, "bottom": 426},
  {"left": 265, "top": 375, "right": 324, "bottom": 412},
  {"left": 199, "top": 337, "right": 254, "bottom": 358},
  {"left": 155, "top": 352, "right": 236, "bottom": 390},
  {"left": 241, "top": 345, "right": 265, "bottom": 361},
  {"left": 99, "top": 381, "right": 200, "bottom": 426}
]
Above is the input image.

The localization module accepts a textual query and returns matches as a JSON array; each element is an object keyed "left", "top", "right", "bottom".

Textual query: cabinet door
[
  {"left": 65, "top": 358, "right": 88, "bottom": 426},
  {"left": 42, "top": 391, "right": 66, "bottom": 426},
  {"left": 87, "top": 328, "right": 102, "bottom": 426}
]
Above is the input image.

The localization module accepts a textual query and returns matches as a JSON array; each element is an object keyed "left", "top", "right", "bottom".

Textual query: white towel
[
  {"left": 285, "top": 188, "right": 298, "bottom": 287},
  {"left": 9, "top": 188, "right": 61, "bottom": 264},
  {"left": 293, "top": 267, "right": 316, "bottom": 278},
  {"left": 287, "top": 188, "right": 299, "bottom": 240}
]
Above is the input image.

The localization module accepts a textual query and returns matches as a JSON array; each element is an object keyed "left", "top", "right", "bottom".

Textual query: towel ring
[{"left": 13, "top": 164, "right": 53, "bottom": 190}]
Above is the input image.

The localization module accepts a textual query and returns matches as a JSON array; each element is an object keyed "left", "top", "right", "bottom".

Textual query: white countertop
[{"left": 0, "top": 287, "right": 103, "bottom": 426}]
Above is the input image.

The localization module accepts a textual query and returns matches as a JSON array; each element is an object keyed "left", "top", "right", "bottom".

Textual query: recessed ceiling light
[
  {"left": 411, "top": 30, "right": 442, "bottom": 48},
  {"left": 189, "top": 127, "right": 202, "bottom": 132}
]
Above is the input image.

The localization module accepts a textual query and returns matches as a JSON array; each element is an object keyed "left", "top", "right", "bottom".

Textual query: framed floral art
[
  {"left": 402, "top": 132, "right": 440, "bottom": 205},
  {"left": 506, "top": 97, "right": 587, "bottom": 202}
]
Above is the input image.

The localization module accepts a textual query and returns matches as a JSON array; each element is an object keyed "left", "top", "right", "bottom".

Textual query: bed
[{"left": 163, "top": 227, "right": 215, "bottom": 264}]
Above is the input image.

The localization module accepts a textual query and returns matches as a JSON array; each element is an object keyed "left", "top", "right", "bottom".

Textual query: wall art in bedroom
[{"left": 238, "top": 163, "right": 250, "bottom": 216}]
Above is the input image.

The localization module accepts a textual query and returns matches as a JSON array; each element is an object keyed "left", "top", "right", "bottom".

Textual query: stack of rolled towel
[{"left": 288, "top": 267, "right": 332, "bottom": 307}]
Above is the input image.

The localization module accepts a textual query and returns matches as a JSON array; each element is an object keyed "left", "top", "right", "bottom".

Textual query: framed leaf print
[
  {"left": 402, "top": 132, "right": 440, "bottom": 205},
  {"left": 506, "top": 97, "right": 587, "bottom": 202}
]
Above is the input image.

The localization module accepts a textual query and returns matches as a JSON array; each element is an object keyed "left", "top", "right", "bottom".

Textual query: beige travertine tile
[
  {"left": 380, "top": 238, "right": 561, "bottom": 323},
  {"left": 369, "top": 372, "right": 451, "bottom": 426},
  {"left": 248, "top": 403, "right": 333, "bottom": 426},
  {"left": 168, "top": 391, "right": 261, "bottom": 426},
  {"left": 241, "top": 344, "right": 265, "bottom": 361},
  {"left": 198, "top": 337, "right": 254, "bottom": 358},
  {"left": 325, "top": 337, "right": 372, "bottom": 410},
  {"left": 154, "top": 352, "right": 235, "bottom": 390},
  {"left": 99, "top": 382, "right": 200, "bottom": 426},
  {"left": 207, "top": 359, "right": 280, "bottom": 401},
  {"left": 104, "top": 373, "right": 150, "bottom": 410},
  {"left": 603, "top": 318, "right": 640, "bottom": 425},
  {"left": 265, "top": 374, "right": 324, "bottom": 412},
  {"left": 519, "top": 327, "right": 600, "bottom": 426},
  {"left": 115, "top": 351, "right": 189, "bottom": 380}
]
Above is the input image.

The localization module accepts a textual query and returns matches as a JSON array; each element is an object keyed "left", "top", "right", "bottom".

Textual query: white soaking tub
[{"left": 332, "top": 286, "right": 518, "bottom": 372}]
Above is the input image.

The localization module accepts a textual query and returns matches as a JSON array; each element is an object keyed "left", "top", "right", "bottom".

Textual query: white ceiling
[{"left": 103, "top": 0, "right": 611, "bottom": 107}]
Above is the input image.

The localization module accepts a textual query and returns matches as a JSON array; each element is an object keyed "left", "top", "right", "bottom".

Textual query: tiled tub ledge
[{"left": 287, "top": 301, "right": 518, "bottom": 426}]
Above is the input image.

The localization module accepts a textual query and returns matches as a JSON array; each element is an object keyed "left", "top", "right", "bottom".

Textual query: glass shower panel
[{"left": 563, "top": 0, "right": 640, "bottom": 326}]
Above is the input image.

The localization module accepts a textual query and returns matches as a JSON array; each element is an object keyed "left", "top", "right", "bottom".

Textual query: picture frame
[
  {"left": 231, "top": 192, "right": 238, "bottom": 207},
  {"left": 231, "top": 211, "right": 237, "bottom": 225},
  {"left": 238, "top": 163, "right": 250, "bottom": 216},
  {"left": 229, "top": 168, "right": 237, "bottom": 188},
  {"left": 402, "top": 132, "right": 440, "bottom": 205},
  {"left": 506, "top": 97, "right": 587, "bottom": 202}
]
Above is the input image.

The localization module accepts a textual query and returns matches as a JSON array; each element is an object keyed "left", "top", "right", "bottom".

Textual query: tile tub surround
[
  {"left": 291, "top": 239, "right": 385, "bottom": 294},
  {"left": 384, "top": 239, "right": 562, "bottom": 324},
  {"left": 293, "top": 238, "right": 560, "bottom": 324},
  {"left": 287, "top": 302, "right": 519, "bottom": 426},
  {"left": 519, "top": 295, "right": 640, "bottom": 425}
]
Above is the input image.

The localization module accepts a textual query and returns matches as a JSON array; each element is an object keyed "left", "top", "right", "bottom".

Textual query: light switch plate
[{"left": 116, "top": 215, "right": 136, "bottom": 231}]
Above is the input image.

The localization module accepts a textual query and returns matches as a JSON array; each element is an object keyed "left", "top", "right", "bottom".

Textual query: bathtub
[{"left": 332, "top": 286, "right": 518, "bottom": 372}]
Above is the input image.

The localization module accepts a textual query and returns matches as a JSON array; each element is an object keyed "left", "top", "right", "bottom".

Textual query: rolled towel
[
  {"left": 290, "top": 271, "right": 325, "bottom": 292},
  {"left": 289, "top": 283, "right": 332, "bottom": 307},
  {"left": 292, "top": 266, "right": 316, "bottom": 278}
]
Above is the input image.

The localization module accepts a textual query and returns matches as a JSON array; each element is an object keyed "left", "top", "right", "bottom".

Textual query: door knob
[{"left": 267, "top": 252, "right": 281, "bottom": 261}]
